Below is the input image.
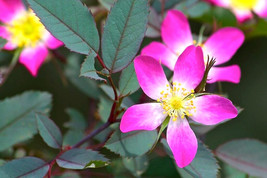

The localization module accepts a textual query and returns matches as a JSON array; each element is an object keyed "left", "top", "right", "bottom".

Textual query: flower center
[
  {"left": 6, "top": 10, "right": 46, "bottom": 47},
  {"left": 158, "top": 82, "right": 196, "bottom": 121},
  {"left": 230, "top": 0, "right": 258, "bottom": 10}
]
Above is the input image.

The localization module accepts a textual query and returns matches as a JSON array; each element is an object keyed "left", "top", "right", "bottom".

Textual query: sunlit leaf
[{"left": 56, "top": 148, "right": 108, "bottom": 169}]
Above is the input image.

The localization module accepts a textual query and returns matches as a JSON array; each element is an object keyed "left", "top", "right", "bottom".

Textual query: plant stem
[
  {"left": 96, "top": 53, "right": 107, "bottom": 69},
  {"left": 72, "top": 121, "right": 111, "bottom": 148},
  {"left": 0, "top": 48, "right": 22, "bottom": 87}
]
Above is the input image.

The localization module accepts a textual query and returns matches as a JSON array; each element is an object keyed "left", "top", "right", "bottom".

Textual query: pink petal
[
  {"left": 161, "top": 10, "right": 193, "bottom": 54},
  {"left": 204, "top": 27, "right": 244, "bottom": 65},
  {"left": 0, "top": 0, "right": 25, "bottom": 23},
  {"left": 45, "top": 34, "right": 63, "bottom": 50},
  {"left": 208, "top": 65, "right": 241, "bottom": 84},
  {"left": 19, "top": 44, "right": 48, "bottom": 77},
  {"left": 120, "top": 103, "right": 166, "bottom": 132},
  {"left": 254, "top": 0, "right": 267, "bottom": 17},
  {"left": 206, "top": 0, "right": 230, "bottom": 7},
  {"left": 232, "top": 9, "right": 253, "bottom": 22},
  {"left": 191, "top": 95, "right": 238, "bottom": 125},
  {"left": 167, "top": 118, "right": 197, "bottom": 168},
  {"left": 141, "top": 42, "right": 177, "bottom": 70},
  {"left": 0, "top": 26, "right": 17, "bottom": 50},
  {"left": 134, "top": 55, "right": 169, "bottom": 100},
  {"left": 173, "top": 45, "right": 205, "bottom": 90}
]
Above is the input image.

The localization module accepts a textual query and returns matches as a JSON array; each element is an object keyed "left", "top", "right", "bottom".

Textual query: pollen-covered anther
[{"left": 157, "top": 83, "right": 196, "bottom": 121}]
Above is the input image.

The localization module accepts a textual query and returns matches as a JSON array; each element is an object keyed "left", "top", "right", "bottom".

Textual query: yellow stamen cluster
[
  {"left": 6, "top": 10, "right": 45, "bottom": 48},
  {"left": 230, "top": 0, "right": 258, "bottom": 10},
  {"left": 157, "top": 82, "right": 196, "bottom": 121}
]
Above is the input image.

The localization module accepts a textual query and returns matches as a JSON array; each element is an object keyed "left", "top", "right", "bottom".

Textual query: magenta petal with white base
[
  {"left": 141, "top": 42, "right": 177, "bottom": 70},
  {"left": 254, "top": 0, "right": 267, "bottom": 17},
  {"left": 191, "top": 95, "right": 238, "bottom": 125},
  {"left": 167, "top": 119, "right": 197, "bottom": 168},
  {"left": 161, "top": 10, "right": 193, "bottom": 54},
  {"left": 120, "top": 103, "right": 166, "bottom": 133},
  {"left": 19, "top": 44, "right": 48, "bottom": 77},
  {"left": 45, "top": 34, "right": 63, "bottom": 50},
  {"left": 208, "top": 65, "right": 241, "bottom": 83},
  {"left": 173, "top": 45, "right": 205, "bottom": 90},
  {"left": 0, "top": 0, "right": 24, "bottom": 23},
  {"left": 204, "top": 27, "right": 244, "bottom": 65},
  {"left": 134, "top": 56, "right": 170, "bottom": 100}
]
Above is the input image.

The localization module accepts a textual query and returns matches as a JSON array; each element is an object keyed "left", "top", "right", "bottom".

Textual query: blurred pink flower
[
  {"left": 206, "top": 0, "right": 267, "bottom": 22},
  {"left": 142, "top": 10, "right": 244, "bottom": 84},
  {"left": 120, "top": 45, "right": 238, "bottom": 168},
  {"left": 0, "top": 0, "right": 63, "bottom": 76}
]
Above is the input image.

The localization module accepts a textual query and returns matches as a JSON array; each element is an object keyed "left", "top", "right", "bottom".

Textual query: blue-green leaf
[
  {"left": 28, "top": 0, "right": 99, "bottom": 54},
  {"left": 122, "top": 155, "right": 149, "bottom": 177},
  {"left": 80, "top": 52, "right": 106, "bottom": 81},
  {"left": 161, "top": 139, "right": 219, "bottom": 178},
  {"left": 105, "top": 129, "right": 157, "bottom": 157},
  {"left": 216, "top": 139, "right": 267, "bottom": 177},
  {"left": 0, "top": 157, "right": 49, "bottom": 178},
  {"left": 0, "top": 91, "right": 52, "bottom": 151},
  {"left": 146, "top": 8, "right": 161, "bottom": 38},
  {"left": 36, "top": 113, "right": 63, "bottom": 149},
  {"left": 56, "top": 148, "right": 108, "bottom": 170},
  {"left": 65, "top": 108, "right": 87, "bottom": 131},
  {"left": 65, "top": 54, "right": 100, "bottom": 99},
  {"left": 119, "top": 63, "right": 139, "bottom": 96},
  {"left": 98, "top": 0, "right": 115, "bottom": 10},
  {"left": 102, "top": 0, "right": 149, "bottom": 72},
  {"left": 0, "top": 37, "right": 7, "bottom": 50}
]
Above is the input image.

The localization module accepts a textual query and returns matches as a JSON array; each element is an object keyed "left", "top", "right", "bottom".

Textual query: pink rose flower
[
  {"left": 0, "top": 0, "right": 63, "bottom": 76},
  {"left": 120, "top": 45, "right": 238, "bottom": 168},
  {"left": 142, "top": 10, "right": 244, "bottom": 83},
  {"left": 206, "top": 0, "right": 267, "bottom": 22}
]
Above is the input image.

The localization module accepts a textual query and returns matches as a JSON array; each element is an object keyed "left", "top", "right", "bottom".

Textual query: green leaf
[
  {"left": 85, "top": 160, "right": 109, "bottom": 168},
  {"left": 215, "top": 138, "right": 267, "bottom": 177},
  {"left": 122, "top": 155, "right": 149, "bottom": 177},
  {"left": 0, "top": 91, "right": 52, "bottom": 151},
  {"left": 56, "top": 148, "right": 108, "bottom": 170},
  {"left": 0, "top": 37, "right": 7, "bottom": 50},
  {"left": 161, "top": 139, "right": 219, "bottom": 178},
  {"left": 119, "top": 63, "right": 139, "bottom": 96},
  {"left": 80, "top": 52, "right": 106, "bottom": 81},
  {"left": 102, "top": 0, "right": 149, "bottom": 72},
  {"left": 152, "top": 0, "right": 182, "bottom": 12},
  {"left": 0, "top": 157, "right": 49, "bottom": 178},
  {"left": 98, "top": 97, "right": 113, "bottom": 122},
  {"left": 63, "top": 130, "right": 84, "bottom": 146},
  {"left": 247, "top": 19, "right": 267, "bottom": 38},
  {"left": 65, "top": 54, "right": 100, "bottom": 99},
  {"left": 36, "top": 113, "right": 63, "bottom": 149},
  {"left": 146, "top": 8, "right": 161, "bottom": 38},
  {"left": 105, "top": 129, "right": 157, "bottom": 157},
  {"left": 53, "top": 171, "right": 81, "bottom": 178},
  {"left": 222, "top": 163, "right": 247, "bottom": 178},
  {"left": 65, "top": 108, "right": 87, "bottom": 131},
  {"left": 27, "top": 0, "right": 99, "bottom": 54},
  {"left": 175, "top": 0, "right": 210, "bottom": 18}
]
